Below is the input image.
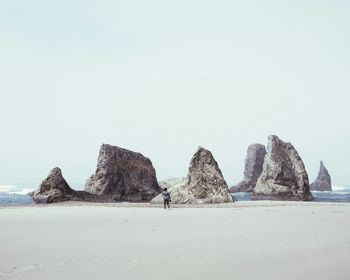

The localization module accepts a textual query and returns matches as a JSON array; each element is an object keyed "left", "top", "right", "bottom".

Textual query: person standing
[{"left": 162, "top": 188, "right": 171, "bottom": 209}]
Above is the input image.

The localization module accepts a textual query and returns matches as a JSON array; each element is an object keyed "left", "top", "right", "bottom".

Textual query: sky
[{"left": 1, "top": 0, "right": 349, "bottom": 188}]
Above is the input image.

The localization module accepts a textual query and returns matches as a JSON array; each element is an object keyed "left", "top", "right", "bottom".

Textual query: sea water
[
  {"left": 0, "top": 185, "right": 34, "bottom": 205},
  {"left": 0, "top": 192, "right": 33, "bottom": 205},
  {"left": 233, "top": 186, "right": 350, "bottom": 202}
]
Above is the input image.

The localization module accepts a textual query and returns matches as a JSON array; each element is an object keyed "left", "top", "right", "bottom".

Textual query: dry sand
[{"left": 1, "top": 201, "right": 350, "bottom": 280}]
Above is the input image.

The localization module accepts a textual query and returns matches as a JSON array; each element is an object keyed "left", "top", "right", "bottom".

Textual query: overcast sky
[{"left": 1, "top": 0, "right": 349, "bottom": 188}]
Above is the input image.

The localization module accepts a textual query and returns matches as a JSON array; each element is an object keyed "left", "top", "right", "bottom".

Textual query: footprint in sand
[{"left": 0, "top": 264, "right": 43, "bottom": 277}]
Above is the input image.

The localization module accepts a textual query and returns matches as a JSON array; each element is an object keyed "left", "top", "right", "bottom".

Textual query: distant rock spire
[{"left": 310, "top": 161, "right": 332, "bottom": 191}]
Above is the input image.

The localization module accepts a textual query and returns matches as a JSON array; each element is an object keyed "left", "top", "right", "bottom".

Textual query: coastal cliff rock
[
  {"left": 253, "top": 135, "right": 313, "bottom": 201},
  {"left": 230, "top": 144, "right": 266, "bottom": 193},
  {"left": 85, "top": 144, "right": 161, "bottom": 202},
  {"left": 310, "top": 161, "right": 332, "bottom": 191},
  {"left": 33, "top": 167, "right": 77, "bottom": 203},
  {"left": 151, "top": 147, "right": 233, "bottom": 204}
]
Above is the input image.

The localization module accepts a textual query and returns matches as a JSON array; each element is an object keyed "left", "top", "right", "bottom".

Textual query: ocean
[
  {"left": 0, "top": 185, "right": 34, "bottom": 205},
  {"left": 234, "top": 186, "right": 350, "bottom": 202},
  {"left": 0, "top": 186, "right": 350, "bottom": 205}
]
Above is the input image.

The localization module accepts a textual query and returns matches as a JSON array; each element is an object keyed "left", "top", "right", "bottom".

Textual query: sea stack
[
  {"left": 33, "top": 167, "right": 77, "bottom": 203},
  {"left": 253, "top": 135, "right": 313, "bottom": 201},
  {"left": 85, "top": 144, "right": 162, "bottom": 202},
  {"left": 152, "top": 147, "right": 233, "bottom": 204},
  {"left": 310, "top": 161, "right": 332, "bottom": 191},
  {"left": 230, "top": 143, "right": 266, "bottom": 193}
]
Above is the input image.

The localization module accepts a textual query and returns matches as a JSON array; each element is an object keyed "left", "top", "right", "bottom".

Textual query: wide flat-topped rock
[
  {"left": 253, "top": 135, "right": 313, "bottom": 201},
  {"left": 310, "top": 161, "right": 332, "bottom": 191},
  {"left": 230, "top": 143, "right": 266, "bottom": 193},
  {"left": 85, "top": 144, "right": 161, "bottom": 202},
  {"left": 156, "top": 147, "right": 233, "bottom": 204}
]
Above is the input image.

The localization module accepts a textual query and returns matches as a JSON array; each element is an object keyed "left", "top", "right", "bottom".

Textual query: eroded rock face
[
  {"left": 85, "top": 144, "right": 161, "bottom": 201},
  {"left": 252, "top": 135, "right": 313, "bottom": 201},
  {"left": 33, "top": 167, "right": 76, "bottom": 203},
  {"left": 158, "top": 178, "right": 187, "bottom": 191},
  {"left": 230, "top": 144, "right": 266, "bottom": 193},
  {"left": 310, "top": 161, "right": 332, "bottom": 191},
  {"left": 156, "top": 147, "right": 233, "bottom": 204}
]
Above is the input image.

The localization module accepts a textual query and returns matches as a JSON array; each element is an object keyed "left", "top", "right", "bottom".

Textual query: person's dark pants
[{"left": 164, "top": 199, "right": 170, "bottom": 209}]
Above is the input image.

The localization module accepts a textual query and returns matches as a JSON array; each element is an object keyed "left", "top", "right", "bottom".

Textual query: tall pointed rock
[
  {"left": 253, "top": 135, "right": 313, "bottom": 201},
  {"left": 155, "top": 147, "right": 233, "bottom": 204}
]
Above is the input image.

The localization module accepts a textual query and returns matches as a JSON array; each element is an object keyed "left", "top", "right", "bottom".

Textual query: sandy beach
[{"left": 0, "top": 202, "right": 349, "bottom": 280}]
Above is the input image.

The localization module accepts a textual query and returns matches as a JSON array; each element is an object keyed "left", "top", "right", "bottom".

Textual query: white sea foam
[
  {"left": 332, "top": 185, "right": 350, "bottom": 192},
  {"left": 0, "top": 185, "right": 35, "bottom": 195}
]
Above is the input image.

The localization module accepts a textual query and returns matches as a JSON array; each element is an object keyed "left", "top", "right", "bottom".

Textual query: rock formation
[
  {"left": 230, "top": 144, "right": 266, "bottom": 193},
  {"left": 150, "top": 177, "right": 187, "bottom": 204},
  {"left": 151, "top": 147, "right": 233, "bottom": 204},
  {"left": 310, "top": 161, "right": 332, "bottom": 191},
  {"left": 33, "top": 167, "right": 78, "bottom": 203},
  {"left": 85, "top": 144, "right": 161, "bottom": 202},
  {"left": 252, "top": 135, "right": 313, "bottom": 201},
  {"left": 33, "top": 167, "right": 118, "bottom": 204},
  {"left": 159, "top": 177, "right": 187, "bottom": 191}
]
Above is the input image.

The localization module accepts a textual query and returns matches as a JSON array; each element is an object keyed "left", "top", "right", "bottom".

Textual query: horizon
[
  {"left": 1, "top": 184, "right": 350, "bottom": 195},
  {"left": 1, "top": 1, "right": 350, "bottom": 187}
]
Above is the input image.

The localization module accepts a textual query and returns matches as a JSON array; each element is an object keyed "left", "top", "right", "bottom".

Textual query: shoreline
[{"left": 2, "top": 200, "right": 350, "bottom": 209}]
